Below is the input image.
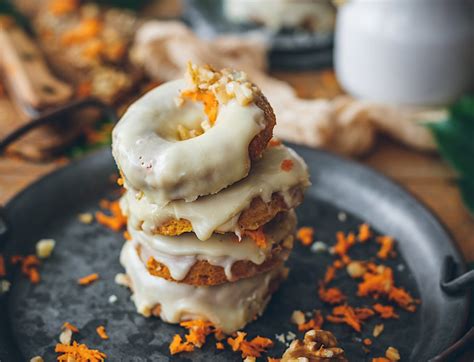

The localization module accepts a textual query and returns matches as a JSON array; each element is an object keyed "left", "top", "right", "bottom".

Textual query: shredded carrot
[
  {"left": 181, "top": 320, "right": 214, "bottom": 348},
  {"left": 123, "top": 231, "right": 131, "bottom": 241},
  {"left": 181, "top": 90, "right": 218, "bottom": 125},
  {"left": 244, "top": 227, "right": 267, "bottom": 248},
  {"left": 228, "top": 332, "right": 273, "bottom": 358},
  {"left": 169, "top": 335, "right": 194, "bottom": 355},
  {"left": 333, "top": 231, "right": 356, "bottom": 258},
  {"left": 388, "top": 287, "right": 419, "bottom": 312},
  {"left": 96, "top": 325, "right": 109, "bottom": 340},
  {"left": 0, "top": 254, "right": 5, "bottom": 277},
  {"left": 296, "top": 227, "right": 314, "bottom": 246},
  {"left": 358, "top": 223, "right": 371, "bottom": 242},
  {"left": 62, "top": 18, "right": 103, "bottom": 45},
  {"left": 269, "top": 138, "right": 281, "bottom": 147},
  {"left": 323, "top": 265, "right": 336, "bottom": 284},
  {"left": 48, "top": 0, "right": 79, "bottom": 15},
  {"left": 17, "top": 255, "right": 41, "bottom": 284},
  {"left": 358, "top": 266, "right": 394, "bottom": 297},
  {"left": 95, "top": 200, "right": 127, "bottom": 232},
  {"left": 372, "top": 358, "right": 390, "bottom": 362},
  {"left": 363, "top": 338, "right": 372, "bottom": 346},
  {"left": 216, "top": 342, "right": 224, "bottom": 350},
  {"left": 318, "top": 284, "right": 346, "bottom": 305},
  {"left": 55, "top": 341, "right": 106, "bottom": 361},
  {"left": 280, "top": 159, "right": 294, "bottom": 172},
  {"left": 326, "top": 305, "right": 374, "bottom": 332},
  {"left": 333, "top": 259, "right": 344, "bottom": 269},
  {"left": 298, "top": 310, "right": 324, "bottom": 332},
  {"left": 117, "top": 177, "right": 124, "bottom": 186},
  {"left": 76, "top": 81, "right": 92, "bottom": 98},
  {"left": 78, "top": 273, "right": 99, "bottom": 285},
  {"left": 63, "top": 322, "right": 79, "bottom": 333},
  {"left": 373, "top": 304, "right": 399, "bottom": 319},
  {"left": 377, "top": 236, "right": 394, "bottom": 259}
]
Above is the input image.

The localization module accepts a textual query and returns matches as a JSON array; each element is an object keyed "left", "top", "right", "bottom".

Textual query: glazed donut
[
  {"left": 112, "top": 63, "right": 276, "bottom": 206},
  {"left": 120, "top": 240, "right": 286, "bottom": 334},
  {"left": 121, "top": 144, "right": 310, "bottom": 241},
  {"left": 131, "top": 211, "right": 296, "bottom": 286}
]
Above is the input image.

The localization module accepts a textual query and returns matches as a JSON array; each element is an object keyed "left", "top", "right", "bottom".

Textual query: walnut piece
[{"left": 281, "top": 329, "right": 347, "bottom": 362}]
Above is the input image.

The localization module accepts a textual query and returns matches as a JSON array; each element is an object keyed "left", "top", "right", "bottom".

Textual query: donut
[
  {"left": 121, "top": 144, "right": 310, "bottom": 241},
  {"left": 120, "top": 240, "right": 287, "bottom": 334},
  {"left": 112, "top": 63, "right": 276, "bottom": 206},
  {"left": 130, "top": 211, "right": 296, "bottom": 286}
]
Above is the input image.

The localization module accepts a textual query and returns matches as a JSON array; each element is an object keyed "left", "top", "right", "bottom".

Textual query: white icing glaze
[
  {"left": 120, "top": 241, "right": 284, "bottom": 333},
  {"left": 131, "top": 210, "right": 296, "bottom": 281},
  {"left": 112, "top": 79, "right": 267, "bottom": 206},
  {"left": 121, "top": 145, "right": 310, "bottom": 240}
]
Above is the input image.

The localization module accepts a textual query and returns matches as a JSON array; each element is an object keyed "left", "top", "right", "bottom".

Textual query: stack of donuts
[{"left": 112, "top": 63, "right": 310, "bottom": 334}]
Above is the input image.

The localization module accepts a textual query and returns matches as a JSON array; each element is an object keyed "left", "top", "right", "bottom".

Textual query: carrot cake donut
[
  {"left": 112, "top": 63, "right": 276, "bottom": 206},
  {"left": 121, "top": 144, "right": 310, "bottom": 240},
  {"left": 120, "top": 240, "right": 287, "bottom": 334},
  {"left": 131, "top": 211, "right": 296, "bottom": 285}
]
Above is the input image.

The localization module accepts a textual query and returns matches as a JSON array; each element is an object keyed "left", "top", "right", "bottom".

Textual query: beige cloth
[{"left": 131, "top": 21, "right": 442, "bottom": 156}]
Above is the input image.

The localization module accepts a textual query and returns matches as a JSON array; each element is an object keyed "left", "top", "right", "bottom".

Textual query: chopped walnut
[
  {"left": 291, "top": 310, "right": 306, "bottom": 325},
  {"left": 346, "top": 261, "right": 366, "bottom": 278},
  {"left": 373, "top": 323, "right": 384, "bottom": 338},
  {"left": 281, "top": 329, "right": 347, "bottom": 362},
  {"left": 183, "top": 62, "right": 258, "bottom": 106}
]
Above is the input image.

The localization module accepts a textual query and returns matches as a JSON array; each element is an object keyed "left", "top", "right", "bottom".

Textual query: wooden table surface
[{"left": 1, "top": 70, "right": 473, "bottom": 264}]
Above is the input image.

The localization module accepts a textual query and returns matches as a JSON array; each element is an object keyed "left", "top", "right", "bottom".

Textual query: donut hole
[{"left": 154, "top": 101, "right": 212, "bottom": 142}]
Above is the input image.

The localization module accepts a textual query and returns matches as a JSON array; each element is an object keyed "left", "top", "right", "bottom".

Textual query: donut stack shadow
[{"left": 112, "top": 64, "right": 310, "bottom": 334}]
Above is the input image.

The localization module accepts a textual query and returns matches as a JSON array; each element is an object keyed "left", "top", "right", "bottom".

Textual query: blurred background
[
  {"left": 0, "top": 0, "right": 473, "bottom": 359},
  {"left": 0, "top": 0, "right": 473, "bottom": 265}
]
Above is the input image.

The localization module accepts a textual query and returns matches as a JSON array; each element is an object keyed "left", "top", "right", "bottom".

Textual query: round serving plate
[{"left": 0, "top": 144, "right": 469, "bottom": 361}]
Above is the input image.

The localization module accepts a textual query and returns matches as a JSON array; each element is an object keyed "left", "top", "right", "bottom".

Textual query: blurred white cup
[{"left": 335, "top": 0, "right": 474, "bottom": 106}]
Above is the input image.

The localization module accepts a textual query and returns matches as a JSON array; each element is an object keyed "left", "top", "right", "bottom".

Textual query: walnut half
[{"left": 281, "top": 329, "right": 347, "bottom": 362}]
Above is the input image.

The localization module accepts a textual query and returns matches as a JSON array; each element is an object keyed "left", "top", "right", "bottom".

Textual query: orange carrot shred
[
  {"left": 318, "top": 283, "right": 346, "bottom": 305},
  {"left": 323, "top": 265, "right": 336, "bottom": 284},
  {"left": 363, "top": 338, "right": 372, "bottom": 346},
  {"left": 298, "top": 310, "right": 324, "bottom": 332},
  {"left": 63, "top": 322, "right": 79, "bottom": 333},
  {"left": 0, "top": 254, "right": 5, "bottom": 277},
  {"left": 244, "top": 227, "right": 267, "bottom": 248},
  {"left": 216, "top": 342, "right": 224, "bottom": 350},
  {"left": 372, "top": 358, "right": 391, "bottom": 362},
  {"left": 377, "top": 236, "right": 394, "bottom": 259},
  {"left": 181, "top": 90, "right": 218, "bottom": 125},
  {"left": 280, "top": 159, "right": 294, "bottom": 172},
  {"left": 296, "top": 227, "right": 314, "bottom": 246},
  {"left": 358, "top": 223, "right": 371, "bottom": 242},
  {"left": 55, "top": 341, "right": 106, "bottom": 361},
  {"left": 78, "top": 273, "right": 99, "bottom": 285},
  {"left": 228, "top": 332, "right": 273, "bottom": 358},
  {"left": 96, "top": 325, "right": 109, "bottom": 340},
  {"left": 373, "top": 304, "right": 399, "bottom": 319}
]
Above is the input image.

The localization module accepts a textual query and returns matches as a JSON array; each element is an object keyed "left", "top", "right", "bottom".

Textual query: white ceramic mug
[{"left": 335, "top": 0, "right": 474, "bottom": 106}]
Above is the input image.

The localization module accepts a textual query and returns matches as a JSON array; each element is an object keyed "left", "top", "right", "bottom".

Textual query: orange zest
[
  {"left": 227, "top": 332, "right": 273, "bottom": 358},
  {"left": 55, "top": 341, "right": 106, "bottom": 361},
  {"left": 296, "top": 227, "right": 314, "bottom": 246},
  {"left": 373, "top": 304, "right": 399, "bottom": 319},
  {"left": 181, "top": 90, "right": 218, "bottom": 125},
  {"left": 280, "top": 159, "right": 294, "bottom": 172},
  {"left": 78, "top": 273, "right": 99, "bottom": 286}
]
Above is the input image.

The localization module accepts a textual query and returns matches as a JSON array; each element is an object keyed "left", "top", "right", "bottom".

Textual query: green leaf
[{"left": 426, "top": 95, "right": 474, "bottom": 216}]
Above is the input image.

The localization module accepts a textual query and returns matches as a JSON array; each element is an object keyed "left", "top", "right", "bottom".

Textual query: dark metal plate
[{"left": 0, "top": 145, "right": 469, "bottom": 361}]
